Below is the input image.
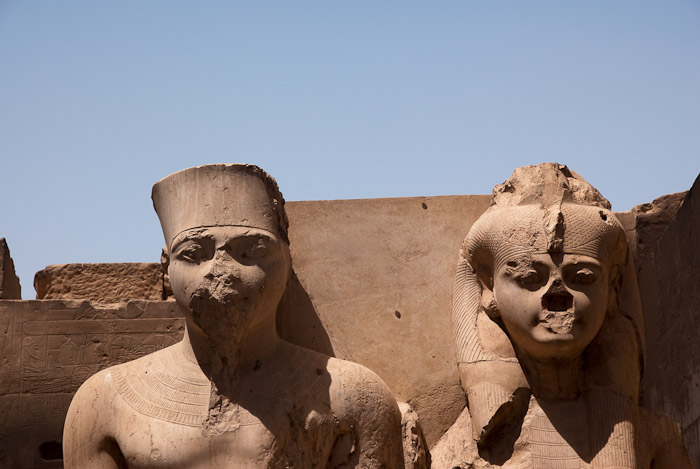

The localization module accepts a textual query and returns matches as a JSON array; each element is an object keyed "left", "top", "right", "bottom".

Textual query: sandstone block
[
  {"left": 639, "top": 174, "right": 700, "bottom": 465},
  {"left": 0, "top": 299, "right": 183, "bottom": 468},
  {"left": 34, "top": 263, "right": 165, "bottom": 303},
  {"left": 0, "top": 238, "right": 21, "bottom": 299},
  {"left": 631, "top": 191, "right": 688, "bottom": 269}
]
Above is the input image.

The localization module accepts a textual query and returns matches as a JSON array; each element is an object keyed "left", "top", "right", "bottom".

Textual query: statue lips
[
  {"left": 188, "top": 282, "right": 253, "bottom": 338},
  {"left": 539, "top": 281, "right": 575, "bottom": 335},
  {"left": 539, "top": 308, "right": 575, "bottom": 335}
]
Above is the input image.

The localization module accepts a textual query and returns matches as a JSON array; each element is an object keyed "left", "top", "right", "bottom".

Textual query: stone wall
[
  {"left": 0, "top": 300, "right": 183, "bottom": 468},
  {"left": 0, "top": 238, "right": 21, "bottom": 299},
  {"left": 34, "top": 263, "right": 166, "bottom": 303},
  {"left": 638, "top": 176, "right": 700, "bottom": 464}
]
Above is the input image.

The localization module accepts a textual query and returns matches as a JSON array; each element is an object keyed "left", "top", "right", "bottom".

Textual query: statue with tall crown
[
  {"left": 432, "top": 163, "right": 691, "bottom": 468},
  {"left": 63, "top": 164, "right": 405, "bottom": 468}
]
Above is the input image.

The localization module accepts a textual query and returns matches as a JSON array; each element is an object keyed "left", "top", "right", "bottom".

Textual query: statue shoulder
[
  {"left": 279, "top": 346, "right": 400, "bottom": 422},
  {"left": 326, "top": 356, "right": 391, "bottom": 389},
  {"left": 63, "top": 366, "right": 123, "bottom": 467},
  {"left": 324, "top": 356, "right": 404, "bottom": 467},
  {"left": 66, "top": 357, "right": 142, "bottom": 429},
  {"left": 325, "top": 356, "right": 401, "bottom": 421},
  {"left": 70, "top": 365, "right": 122, "bottom": 408}
]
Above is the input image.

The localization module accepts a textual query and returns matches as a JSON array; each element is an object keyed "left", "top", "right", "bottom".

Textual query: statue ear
[
  {"left": 161, "top": 247, "right": 170, "bottom": 274},
  {"left": 478, "top": 269, "right": 500, "bottom": 319}
]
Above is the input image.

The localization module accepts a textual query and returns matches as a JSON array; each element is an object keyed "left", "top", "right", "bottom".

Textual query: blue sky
[{"left": 1, "top": 1, "right": 698, "bottom": 297}]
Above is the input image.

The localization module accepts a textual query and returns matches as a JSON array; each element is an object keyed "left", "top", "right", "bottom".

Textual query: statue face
[
  {"left": 168, "top": 225, "right": 291, "bottom": 342},
  {"left": 492, "top": 253, "right": 610, "bottom": 361}
]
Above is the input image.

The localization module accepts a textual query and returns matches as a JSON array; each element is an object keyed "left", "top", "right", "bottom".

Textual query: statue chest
[
  {"left": 107, "top": 371, "right": 343, "bottom": 469},
  {"left": 111, "top": 402, "right": 339, "bottom": 468},
  {"left": 114, "top": 412, "right": 278, "bottom": 468},
  {"left": 514, "top": 393, "right": 639, "bottom": 469},
  {"left": 105, "top": 352, "right": 340, "bottom": 467}
]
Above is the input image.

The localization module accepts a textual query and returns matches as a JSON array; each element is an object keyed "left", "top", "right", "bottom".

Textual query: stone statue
[
  {"left": 63, "top": 164, "right": 405, "bottom": 468},
  {"left": 432, "top": 164, "right": 691, "bottom": 468}
]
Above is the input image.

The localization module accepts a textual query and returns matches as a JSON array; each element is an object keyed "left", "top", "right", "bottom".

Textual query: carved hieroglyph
[
  {"left": 63, "top": 164, "right": 405, "bottom": 468},
  {"left": 0, "top": 300, "right": 183, "bottom": 468},
  {"left": 432, "top": 164, "right": 691, "bottom": 468}
]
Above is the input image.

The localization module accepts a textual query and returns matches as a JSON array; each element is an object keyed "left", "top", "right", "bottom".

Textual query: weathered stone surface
[
  {"left": 433, "top": 164, "right": 691, "bottom": 467},
  {"left": 430, "top": 407, "right": 480, "bottom": 468},
  {"left": 64, "top": 165, "right": 407, "bottom": 468},
  {"left": 639, "top": 175, "right": 700, "bottom": 465},
  {"left": 0, "top": 299, "right": 183, "bottom": 468},
  {"left": 631, "top": 191, "right": 688, "bottom": 269},
  {"left": 13, "top": 192, "right": 490, "bottom": 461},
  {"left": 39, "top": 194, "right": 489, "bottom": 448},
  {"left": 3, "top": 163, "right": 696, "bottom": 467},
  {"left": 398, "top": 402, "right": 430, "bottom": 469},
  {"left": 34, "top": 263, "right": 166, "bottom": 302},
  {"left": 281, "top": 194, "right": 490, "bottom": 447},
  {"left": 0, "top": 238, "right": 21, "bottom": 299}
]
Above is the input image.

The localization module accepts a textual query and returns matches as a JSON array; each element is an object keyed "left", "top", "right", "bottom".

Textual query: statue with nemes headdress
[
  {"left": 431, "top": 163, "right": 691, "bottom": 468},
  {"left": 63, "top": 164, "right": 405, "bottom": 468}
]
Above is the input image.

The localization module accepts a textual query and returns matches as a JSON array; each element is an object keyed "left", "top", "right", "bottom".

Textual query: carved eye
[
  {"left": 503, "top": 262, "right": 546, "bottom": 290},
  {"left": 569, "top": 268, "right": 597, "bottom": 285},
  {"left": 240, "top": 237, "right": 272, "bottom": 260},
  {"left": 175, "top": 243, "right": 208, "bottom": 264},
  {"left": 516, "top": 270, "right": 542, "bottom": 288}
]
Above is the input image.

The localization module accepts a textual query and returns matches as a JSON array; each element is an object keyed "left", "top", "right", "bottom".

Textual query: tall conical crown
[{"left": 152, "top": 164, "right": 289, "bottom": 248}]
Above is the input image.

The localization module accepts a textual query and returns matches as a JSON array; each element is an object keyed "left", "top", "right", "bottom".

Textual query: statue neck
[
  {"left": 177, "top": 316, "right": 283, "bottom": 386},
  {"left": 519, "top": 354, "right": 585, "bottom": 400}
]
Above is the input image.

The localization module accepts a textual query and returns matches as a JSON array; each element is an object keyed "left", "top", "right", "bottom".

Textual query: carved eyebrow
[
  {"left": 235, "top": 232, "right": 277, "bottom": 244},
  {"left": 252, "top": 233, "right": 275, "bottom": 242},
  {"left": 503, "top": 260, "right": 544, "bottom": 274},
  {"left": 568, "top": 262, "right": 601, "bottom": 271},
  {"left": 171, "top": 231, "right": 213, "bottom": 249}
]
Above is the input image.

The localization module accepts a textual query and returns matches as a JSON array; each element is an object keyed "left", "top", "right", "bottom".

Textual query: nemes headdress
[
  {"left": 152, "top": 164, "right": 289, "bottom": 248},
  {"left": 453, "top": 163, "right": 644, "bottom": 443},
  {"left": 466, "top": 164, "right": 628, "bottom": 279}
]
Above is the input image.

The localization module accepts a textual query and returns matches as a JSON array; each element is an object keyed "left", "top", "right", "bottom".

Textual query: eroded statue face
[
  {"left": 168, "top": 225, "right": 291, "bottom": 342},
  {"left": 492, "top": 252, "right": 610, "bottom": 361}
]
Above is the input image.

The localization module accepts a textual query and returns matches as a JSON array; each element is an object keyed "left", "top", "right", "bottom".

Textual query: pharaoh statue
[
  {"left": 432, "top": 164, "right": 691, "bottom": 468},
  {"left": 63, "top": 164, "right": 405, "bottom": 468}
]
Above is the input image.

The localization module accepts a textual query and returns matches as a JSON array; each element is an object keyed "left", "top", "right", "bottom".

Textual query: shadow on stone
[{"left": 277, "top": 270, "right": 335, "bottom": 357}]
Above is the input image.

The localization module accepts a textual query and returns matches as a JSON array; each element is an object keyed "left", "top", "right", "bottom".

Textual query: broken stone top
[
  {"left": 490, "top": 163, "right": 611, "bottom": 209},
  {"left": 152, "top": 164, "right": 289, "bottom": 247},
  {"left": 467, "top": 163, "right": 627, "bottom": 275}
]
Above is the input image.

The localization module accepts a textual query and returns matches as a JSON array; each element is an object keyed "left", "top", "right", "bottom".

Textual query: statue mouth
[
  {"left": 187, "top": 285, "right": 252, "bottom": 337},
  {"left": 539, "top": 288, "right": 575, "bottom": 334},
  {"left": 539, "top": 308, "right": 575, "bottom": 334}
]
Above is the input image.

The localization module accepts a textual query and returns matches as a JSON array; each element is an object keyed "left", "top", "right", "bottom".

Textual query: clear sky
[{"left": 1, "top": 1, "right": 698, "bottom": 298}]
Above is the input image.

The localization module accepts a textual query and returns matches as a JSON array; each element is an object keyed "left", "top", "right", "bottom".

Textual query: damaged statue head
[
  {"left": 441, "top": 163, "right": 690, "bottom": 468},
  {"left": 63, "top": 164, "right": 405, "bottom": 468},
  {"left": 467, "top": 167, "right": 627, "bottom": 365}
]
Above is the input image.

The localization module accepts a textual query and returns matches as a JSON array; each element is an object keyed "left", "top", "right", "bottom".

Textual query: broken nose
[{"left": 542, "top": 281, "right": 573, "bottom": 312}]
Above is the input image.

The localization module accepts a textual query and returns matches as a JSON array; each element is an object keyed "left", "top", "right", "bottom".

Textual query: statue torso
[
  {"left": 432, "top": 388, "right": 690, "bottom": 468},
  {"left": 514, "top": 391, "right": 638, "bottom": 468},
  {"left": 104, "top": 345, "right": 342, "bottom": 468}
]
